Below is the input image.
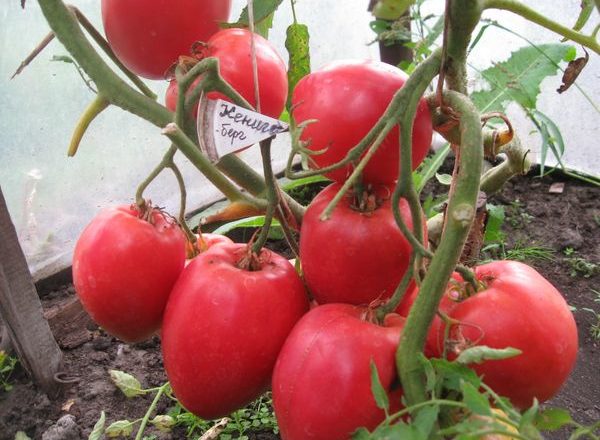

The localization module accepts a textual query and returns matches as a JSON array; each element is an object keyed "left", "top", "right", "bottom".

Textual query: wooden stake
[{"left": 0, "top": 186, "right": 63, "bottom": 396}]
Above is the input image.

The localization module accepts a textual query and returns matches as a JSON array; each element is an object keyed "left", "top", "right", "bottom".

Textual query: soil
[{"left": 0, "top": 168, "right": 598, "bottom": 440}]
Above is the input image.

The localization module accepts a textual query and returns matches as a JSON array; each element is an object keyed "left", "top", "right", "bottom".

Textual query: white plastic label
[{"left": 197, "top": 97, "right": 288, "bottom": 162}]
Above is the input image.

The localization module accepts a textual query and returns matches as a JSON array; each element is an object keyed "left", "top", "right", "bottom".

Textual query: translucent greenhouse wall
[{"left": 0, "top": 1, "right": 598, "bottom": 281}]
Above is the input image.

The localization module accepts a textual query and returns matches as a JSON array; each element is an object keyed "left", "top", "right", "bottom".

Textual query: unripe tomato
[
  {"left": 300, "top": 183, "right": 424, "bottom": 306},
  {"left": 73, "top": 205, "right": 186, "bottom": 342},
  {"left": 101, "top": 0, "right": 232, "bottom": 79},
  {"left": 165, "top": 29, "right": 288, "bottom": 119},
  {"left": 292, "top": 60, "right": 433, "bottom": 184},
  {"left": 273, "top": 304, "right": 405, "bottom": 440},
  {"left": 162, "top": 243, "right": 309, "bottom": 419}
]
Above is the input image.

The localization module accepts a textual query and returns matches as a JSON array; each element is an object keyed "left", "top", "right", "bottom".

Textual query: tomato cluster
[{"left": 70, "top": 9, "right": 580, "bottom": 439}]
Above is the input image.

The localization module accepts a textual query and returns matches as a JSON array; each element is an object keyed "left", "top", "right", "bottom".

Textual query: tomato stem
[
  {"left": 67, "top": 94, "right": 110, "bottom": 157},
  {"left": 251, "top": 139, "right": 278, "bottom": 254}
]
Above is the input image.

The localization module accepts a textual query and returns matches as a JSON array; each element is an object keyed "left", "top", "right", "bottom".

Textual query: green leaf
[
  {"left": 435, "top": 173, "right": 452, "bottom": 186},
  {"left": 254, "top": 12, "right": 275, "bottom": 38},
  {"left": 371, "top": 0, "right": 415, "bottom": 20},
  {"left": 461, "top": 381, "right": 492, "bottom": 416},
  {"left": 369, "top": 360, "right": 389, "bottom": 412},
  {"left": 14, "top": 432, "right": 31, "bottom": 440},
  {"left": 351, "top": 427, "right": 372, "bottom": 440},
  {"left": 471, "top": 44, "right": 573, "bottom": 112},
  {"left": 530, "top": 109, "right": 566, "bottom": 175},
  {"left": 105, "top": 420, "right": 133, "bottom": 438},
  {"left": 431, "top": 358, "right": 481, "bottom": 392},
  {"left": 414, "top": 405, "right": 439, "bottom": 439},
  {"left": 419, "top": 355, "right": 437, "bottom": 395},
  {"left": 534, "top": 408, "right": 573, "bottom": 431},
  {"left": 109, "top": 370, "right": 145, "bottom": 398},
  {"left": 483, "top": 204, "right": 505, "bottom": 244},
  {"left": 228, "top": 0, "right": 283, "bottom": 38},
  {"left": 456, "top": 346, "right": 522, "bottom": 365},
  {"left": 88, "top": 411, "right": 106, "bottom": 440},
  {"left": 286, "top": 23, "right": 311, "bottom": 109},
  {"left": 281, "top": 175, "right": 329, "bottom": 192},
  {"left": 413, "top": 144, "right": 450, "bottom": 194},
  {"left": 212, "top": 215, "right": 283, "bottom": 241}
]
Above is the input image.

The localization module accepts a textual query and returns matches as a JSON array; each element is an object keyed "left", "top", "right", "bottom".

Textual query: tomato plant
[
  {"left": 424, "top": 261, "right": 578, "bottom": 408},
  {"left": 72, "top": 205, "right": 186, "bottom": 342},
  {"left": 300, "top": 183, "right": 422, "bottom": 305},
  {"left": 101, "top": 0, "right": 232, "bottom": 79},
  {"left": 166, "top": 28, "right": 288, "bottom": 119},
  {"left": 291, "top": 60, "right": 433, "bottom": 184},
  {"left": 161, "top": 243, "right": 309, "bottom": 419},
  {"left": 273, "top": 303, "right": 404, "bottom": 440}
]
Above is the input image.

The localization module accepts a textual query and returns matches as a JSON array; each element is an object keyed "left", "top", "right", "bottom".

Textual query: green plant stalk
[
  {"left": 445, "top": 0, "right": 483, "bottom": 93},
  {"left": 169, "top": 163, "right": 197, "bottom": 241},
  {"left": 37, "top": 0, "right": 302, "bottom": 220},
  {"left": 134, "top": 382, "right": 169, "bottom": 440},
  {"left": 482, "top": 0, "right": 600, "bottom": 55},
  {"left": 252, "top": 139, "right": 278, "bottom": 253},
  {"left": 397, "top": 91, "right": 483, "bottom": 407},
  {"left": 67, "top": 94, "right": 110, "bottom": 157},
  {"left": 480, "top": 136, "right": 532, "bottom": 194},
  {"left": 135, "top": 145, "right": 177, "bottom": 207}
]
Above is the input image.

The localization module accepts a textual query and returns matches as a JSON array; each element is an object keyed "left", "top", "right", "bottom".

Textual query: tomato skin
[
  {"left": 292, "top": 60, "right": 433, "bottom": 184},
  {"left": 165, "top": 29, "right": 288, "bottom": 119},
  {"left": 101, "top": 0, "right": 232, "bottom": 79},
  {"left": 72, "top": 205, "right": 186, "bottom": 342},
  {"left": 427, "top": 261, "right": 578, "bottom": 408},
  {"left": 299, "top": 183, "right": 422, "bottom": 305},
  {"left": 162, "top": 243, "right": 309, "bottom": 419},
  {"left": 273, "top": 304, "right": 404, "bottom": 440}
]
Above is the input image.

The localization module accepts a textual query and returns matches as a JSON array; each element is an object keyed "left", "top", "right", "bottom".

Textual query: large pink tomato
[
  {"left": 162, "top": 243, "right": 309, "bottom": 419},
  {"left": 427, "top": 261, "right": 578, "bottom": 408},
  {"left": 273, "top": 304, "right": 404, "bottom": 440},
  {"left": 291, "top": 60, "right": 433, "bottom": 184},
  {"left": 72, "top": 205, "right": 186, "bottom": 342},
  {"left": 101, "top": 0, "right": 232, "bottom": 79},
  {"left": 299, "top": 183, "right": 423, "bottom": 305},
  {"left": 165, "top": 28, "right": 288, "bottom": 119}
]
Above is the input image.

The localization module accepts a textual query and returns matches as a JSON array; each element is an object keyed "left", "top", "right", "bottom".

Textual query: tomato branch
[
  {"left": 397, "top": 90, "right": 483, "bottom": 407},
  {"left": 482, "top": 0, "right": 600, "bottom": 55},
  {"left": 251, "top": 139, "right": 278, "bottom": 254}
]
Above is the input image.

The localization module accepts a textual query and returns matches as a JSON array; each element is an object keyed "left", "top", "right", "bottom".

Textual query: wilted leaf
[
  {"left": 105, "top": 420, "right": 133, "bottom": 438},
  {"left": 557, "top": 50, "right": 589, "bottom": 93},
  {"left": 14, "top": 432, "right": 31, "bottom": 440},
  {"left": 109, "top": 370, "right": 145, "bottom": 398},
  {"left": 456, "top": 346, "right": 522, "bottom": 365},
  {"left": 285, "top": 23, "right": 311, "bottom": 109},
  {"left": 435, "top": 173, "right": 452, "bottom": 186},
  {"left": 150, "top": 415, "right": 176, "bottom": 433}
]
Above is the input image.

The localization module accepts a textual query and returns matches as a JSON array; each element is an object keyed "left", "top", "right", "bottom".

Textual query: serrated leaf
[
  {"left": 286, "top": 23, "right": 311, "bottom": 110},
  {"left": 229, "top": 0, "right": 283, "bottom": 37},
  {"left": 456, "top": 346, "right": 522, "bottom": 365},
  {"left": 14, "top": 432, "right": 31, "bottom": 440},
  {"left": 414, "top": 405, "right": 439, "bottom": 438},
  {"left": 109, "top": 370, "right": 145, "bottom": 398},
  {"left": 461, "top": 380, "right": 492, "bottom": 416},
  {"left": 369, "top": 360, "right": 389, "bottom": 412},
  {"left": 254, "top": 12, "right": 275, "bottom": 38},
  {"left": 413, "top": 144, "right": 450, "bottom": 194},
  {"left": 471, "top": 44, "right": 572, "bottom": 113},
  {"left": 431, "top": 358, "right": 481, "bottom": 392},
  {"left": 88, "top": 411, "right": 106, "bottom": 440},
  {"left": 105, "top": 420, "right": 133, "bottom": 438},
  {"left": 483, "top": 204, "right": 505, "bottom": 244},
  {"left": 435, "top": 173, "right": 452, "bottom": 186},
  {"left": 534, "top": 408, "right": 573, "bottom": 431}
]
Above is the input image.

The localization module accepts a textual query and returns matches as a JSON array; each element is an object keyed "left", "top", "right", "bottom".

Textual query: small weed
[
  {"left": 170, "top": 393, "right": 278, "bottom": 439},
  {"left": 0, "top": 350, "right": 18, "bottom": 392},
  {"left": 563, "top": 249, "right": 599, "bottom": 278},
  {"left": 481, "top": 241, "right": 555, "bottom": 264},
  {"left": 506, "top": 199, "right": 534, "bottom": 229}
]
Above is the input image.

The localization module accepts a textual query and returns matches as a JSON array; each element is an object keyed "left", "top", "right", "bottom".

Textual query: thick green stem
[
  {"left": 480, "top": 136, "right": 532, "bottom": 194},
  {"left": 397, "top": 91, "right": 482, "bottom": 406},
  {"left": 483, "top": 0, "right": 600, "bottom": 55}
]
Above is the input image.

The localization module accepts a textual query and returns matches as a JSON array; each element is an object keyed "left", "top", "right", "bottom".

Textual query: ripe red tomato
[
  {"left": 72, "top": 205, "right": 186, "bottom": 342},
  {"left": 299, "top": 183, "right": 423, "bottom": 305},
  {"left": 165, "top": 29, "right": 288, "bottom": 119},
  {"left": 101, "top": 0, "right": 232, "bottom": 79},
  {"left": 273, "top": 304, "right": 404, "bottom": 440},
  {"left": 161, "top": 243, "right": 309, "bottom": 419},
  {"left": 426, "top": 261, "right": 578, "bottom": 408},
  {"left": 291, "top": 60, "right": 433, "bottom": 184}
]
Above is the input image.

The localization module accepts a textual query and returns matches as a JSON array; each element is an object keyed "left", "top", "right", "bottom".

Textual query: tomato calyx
[
  {"left": 446, "top": 277, "right": 488, "bottom": 303},
  {"left": 349, "top": 185, "right": 388, "bottom": 215},
  {"left": 235, "top": 245, "right": 269, "bottom": 272},
  {"left": 191, "top": 41, "right": 211, "bottom": 61}
]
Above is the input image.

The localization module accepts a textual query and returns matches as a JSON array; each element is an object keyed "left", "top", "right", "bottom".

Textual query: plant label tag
[{"left": 197, "top": 96, "right": 288, "bottom": 162}]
